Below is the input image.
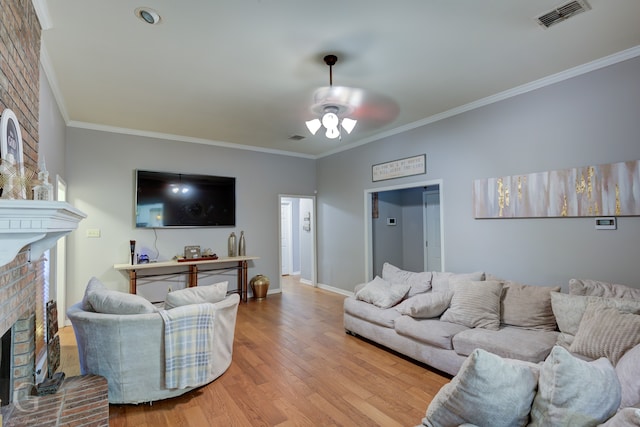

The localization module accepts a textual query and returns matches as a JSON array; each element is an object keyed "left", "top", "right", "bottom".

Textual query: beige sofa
[{"left": 67, "top": 278, "right": 239, "bottom": 404}]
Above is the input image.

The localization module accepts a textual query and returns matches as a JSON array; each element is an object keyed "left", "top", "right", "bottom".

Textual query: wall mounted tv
[{"left": 135, "top": 170, "right": 236, "bottom": 228}]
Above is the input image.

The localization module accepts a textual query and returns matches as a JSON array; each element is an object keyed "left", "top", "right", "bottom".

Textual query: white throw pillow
[
  {"left": 423, "top": 348, "right": 538, "bottom": 427},
  {"left": 382, "top": 262, "right": 432, "bottom": 297},
  {"left": 570, "top": 278, "right": 640, "bottom": 300},
  {"left": 87, "top": 289, "right": 157, "bottom": 314},
  {"left": 395, "top": 291, "right": 453, "bottom": 318},
  {"left": 164, "top": 281, "right": 229, "bottom": 309},
  {"left": 501, "top": 281, "right": 560, "bottom": 331},
  {"left": 528, "top": 346, "right": 621, "bottom": 427},
  {"left": 440, "top": 280, "right": 503, "bottom": 330},
  {"left": 355, "top": 276, "right": 410, "bottom": 309}
]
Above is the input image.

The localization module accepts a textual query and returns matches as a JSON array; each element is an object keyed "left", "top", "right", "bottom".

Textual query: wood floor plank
[{"left": 60, "top": 276, "right": 451, "bottom": 426}]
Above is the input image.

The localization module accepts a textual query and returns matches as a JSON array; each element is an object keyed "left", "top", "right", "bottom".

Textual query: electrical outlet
[{"left": 86, "top": 228, "right": 101, "bottom": 238}]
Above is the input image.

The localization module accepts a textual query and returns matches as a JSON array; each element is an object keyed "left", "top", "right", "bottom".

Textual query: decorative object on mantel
[
  {"left": 238, "top": 230, "right": 246, "bottom": 256},
  {"left": 473, "top": 159, "right": 640, "bottom": 218},
  {"left": 250, "top": 274, "right": 270, "bottom": 300},
  {"left": 130, "top": 240, "right": 136, "bottom": 264},
  {"left": 184, "top": 245, "right": 201, "bottom": 259},
  {"left": 372, "top": 154, "right": 426, "bottom": 182},
  {"left": 33, "top": 155, "right": 54, "bottom": 201},
  {"left": 228, "top": 232, "right": 236, "bottom": 257}
]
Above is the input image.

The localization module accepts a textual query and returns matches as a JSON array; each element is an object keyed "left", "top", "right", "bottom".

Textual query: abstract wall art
[{"left": 473, "top": 160, "right": 640, "bottom": 218}]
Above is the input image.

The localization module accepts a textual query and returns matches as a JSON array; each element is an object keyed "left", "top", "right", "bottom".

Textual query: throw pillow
[
  {"left": 164, "top": 281, "right": 229, "bottom": 309},
  {"left": 501, "top": 281, "right": 560, "bottom": 331},
  {"left": 570, "top": 301, "right": 640, "bottom": 365},
  {"left": 616, "top": 344, "right": 640, "bottom": 408},
  {"left": 570, "top": 278, "right": 640, "bottom": 300},
  {"left": 528, "top": 346, "right": 621, "bottom": 427},
  {"left": 81, "top": 276, "right": 107, "bottom": 311},
  {"left": 431, "top": 271, "right": 485, "bottom": 293},
  {"left": 440, "top": 280, "right": 503, "bottom": 330},
  {"left": 395, "top": 291, "right": 453, "bottom": 318},
  {"left": 382, "top": 262, "right": 432, "bottom": 297},
  {"left": 86, "top": 289, "right": 158, "bottom": 314},
  {"left": 355, "top": 276, "right": 410, "bottom": 309},
  {"left": 422, "top": 348, "right": 538, "bottom": 427}
]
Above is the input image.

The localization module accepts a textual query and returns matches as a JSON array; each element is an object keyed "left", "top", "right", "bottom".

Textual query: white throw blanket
[{"left": 159, "top": 303, "right": 216, "bottom": 389}]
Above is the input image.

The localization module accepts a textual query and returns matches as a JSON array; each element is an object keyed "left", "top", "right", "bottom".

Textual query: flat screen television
[{"left": 135, "top": 170, "right": 235, "bottom": 228}]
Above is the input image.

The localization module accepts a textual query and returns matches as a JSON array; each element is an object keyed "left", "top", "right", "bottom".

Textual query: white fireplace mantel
[{"left": 0, "top": 200, "right": 86, "bottom": 267}]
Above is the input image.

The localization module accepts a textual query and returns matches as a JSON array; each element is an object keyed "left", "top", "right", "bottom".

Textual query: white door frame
[
  {"left": 423, "top": 189, "right": 442, "bottom": 272},
  {"left": 364, "top": 179, "right": 445, "bottom": 282},
  {"left": 280, "top": 200, "right": 293, "bottom": 275},
  {"left": 278, "top": 194, "right": 317, "bottom": 286}
]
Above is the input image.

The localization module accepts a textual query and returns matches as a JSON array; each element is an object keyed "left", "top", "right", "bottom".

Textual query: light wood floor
[{"left": 59, "top": 276, "right": 450, "bottom": 426}]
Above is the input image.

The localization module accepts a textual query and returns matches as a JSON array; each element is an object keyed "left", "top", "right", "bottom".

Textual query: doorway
[
  {"left": 364, "top": 179, "right": 444, "bottom": 281},
  {"left": 279, "top": 195, "right": 316, "bottom": 287}
]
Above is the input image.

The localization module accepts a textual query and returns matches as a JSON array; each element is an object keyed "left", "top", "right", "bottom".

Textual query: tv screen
[{"left": 135, "top": 170, "right": 235, "bottom": 228}]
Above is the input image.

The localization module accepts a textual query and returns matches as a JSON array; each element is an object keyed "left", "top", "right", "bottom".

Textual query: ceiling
[{"left": 37, "top": 1, "right": 640, "bottom": 158}]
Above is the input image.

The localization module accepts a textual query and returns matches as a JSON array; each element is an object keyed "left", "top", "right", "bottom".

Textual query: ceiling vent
[
  {"left": 288, "top": 135, "right": 306, "bottom": 141},
  {"left": 536, "top": 0, "right": 591, "bottom": 28}
]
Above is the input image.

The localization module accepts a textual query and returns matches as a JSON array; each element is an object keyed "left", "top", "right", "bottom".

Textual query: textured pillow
[
  {"left": 382, "top": 262, "right": 432, "bottom": 297},
  {"left": 551, "top": 292, "right": 640, "bottom": 336},
  {"left": 570, "top": 279, "right": 640, "bottom": 300},
  {"left": 81, "top": 276, "right": 107, "bottom": 311},
  {"left": 395, "top": 291, "right": 453, "bottom": 318},
  {"left": 440, "top": 280, "right": 503, "bottom": 330},
  {"left": 570, "top": 301, "right": 640, "bottom": 365},
  {"left": 423, "top": 348, "right": 538, "bottom": 427},
  {"left": 431, "top": 271, "right": 485, "bottom": 293},
  {"left": 86, "top": 289, "right": 157, "bottom": 314},
  {"left": 528, "top": 346, "right": 621, "bottom": 427},
  {"left": 616, "top": 344, "right": 640, "bottom": 408},
  {"left": 355, "top": 276, "right": 410, "bottom": 309},
  {"left": 164, "top": 281, "right": 229, "bottom": 309},
  {"left": 501, "top": 282, "right": 560, "bottom": 331}
]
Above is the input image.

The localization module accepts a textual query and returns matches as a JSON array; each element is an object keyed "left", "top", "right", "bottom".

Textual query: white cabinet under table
[{"left": 113, "top": 256, "right": 258, "bottom": 302}]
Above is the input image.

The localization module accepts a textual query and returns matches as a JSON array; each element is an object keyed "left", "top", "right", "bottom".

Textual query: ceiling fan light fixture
[
  {"left": 305, "top": 119, "right": 322, "bottom": 135},
  {"left": 341, "top": 118, "right": 357, "bottom": 134},
  {"left": 325, "top": 127, "right": 340, "bottom": 139},
  {"left": 321, "top": 111, "right": 339, "bottom": 129}
]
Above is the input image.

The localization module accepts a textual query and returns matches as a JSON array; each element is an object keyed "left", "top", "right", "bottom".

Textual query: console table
[{"left": 113, "top": 256, "right": 258, "bottom": 302}]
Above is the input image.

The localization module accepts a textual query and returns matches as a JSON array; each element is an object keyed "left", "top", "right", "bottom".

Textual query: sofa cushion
[
  {"left": 600, "top": 407, "right": 640, "bottom": 427},
  {"left": 551, "top": 292, "right": 640, "bottom": 348},
  {"left": 528, "top": 346, "right": 621, "bottom": 427},
  {"left": 501, "top": 281, "right": 560, "bottom": 331},
  {"left": 81, "top": 276, "right": 107, "bottom": 311},
  {"left": 616, "top": 344, "right": 640, "bottom": 408},
  {"left": 431, "top": 271, "right": 485, "bottom": 293},
  {"left": 394, "top": 291, "right": 453, "bottom": 318},
  {"left": 343, "top": 297, "right": 402, "bottom": 328},
  {"left": 452, "top": 326, "right": 558, "bottom": 363},
  {"left": 440, "top": 280, "right": 503, "bottom": 330},
  {"left": 422, "top": 348, "right": 538, "bottom": 427},
  {"left": 382, "top": 262, "right": 432, "bottom": 297},
  {"left": 570, "top": 278, "right": 640, "bottom": 300},
  {"left": 570, "top": 301, "right": 640, "bottom": 365},
  {"left": 394, "top": 316, "right": 468, "bottom": 350},
  {"left": 355, "top": 276, "right": 410, "bottom": 308},
  {"left": 86, "top": 289, "right": 158, "bottom": 314},
  {"left": 164, "top": 281, "right": 228, "bottom": 309}
]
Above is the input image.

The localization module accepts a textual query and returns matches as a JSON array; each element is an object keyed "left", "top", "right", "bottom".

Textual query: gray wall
[
  {"left": 64, "top": 129, "right": 316, "bottom": 305},
  {"left": 317, "top": 55, "right": 640, "bottom": 292}
]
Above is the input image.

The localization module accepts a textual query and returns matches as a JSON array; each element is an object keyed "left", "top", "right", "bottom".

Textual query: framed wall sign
[
  {"left": 372, "top": 154, "right": 426, "bottom": 182},
  {"left": 0, "top": 108, "right": 26, "bottom": 198}
]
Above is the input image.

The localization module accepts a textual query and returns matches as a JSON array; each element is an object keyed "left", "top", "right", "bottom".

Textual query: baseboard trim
[{"left": 316, "top": 283, "right": 354, "bottom": 297}]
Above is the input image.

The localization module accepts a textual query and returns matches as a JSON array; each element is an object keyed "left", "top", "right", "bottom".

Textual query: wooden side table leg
[
  {"left": 129, "top": 270, "right": 137, "bottom": 294},
  {"left": 242, "top": 260, "right": 248, "bottom": 302},
  {"left": 189, "top": 265, "right": 198, "bottom": 287}
]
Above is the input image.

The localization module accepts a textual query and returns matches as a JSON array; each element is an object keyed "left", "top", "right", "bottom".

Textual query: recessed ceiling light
[{"left": 134, "top": 7, "right": 161, "bottom": 25}]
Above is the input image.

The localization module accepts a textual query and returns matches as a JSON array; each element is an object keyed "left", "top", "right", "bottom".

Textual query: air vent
[
  {"left": 288, "top": 135, "right": 306, "bottom": 141},
  {"left": 536, "top": 0, "right": 591, "bottom": 28}
]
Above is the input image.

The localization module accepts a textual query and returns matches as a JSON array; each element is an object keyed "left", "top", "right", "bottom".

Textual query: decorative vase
[
  {"left": 250, "top": 274, "right": 270, "bottom": 300},
  {"left": 228, "top": 232, "right": 236, "bottom": 257},
  {"left": 238, "top": 231, "right": 246, "bottom": 256}
]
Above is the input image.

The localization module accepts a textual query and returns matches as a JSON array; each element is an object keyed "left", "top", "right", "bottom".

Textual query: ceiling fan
[{"left": 305, "top": 54, "right": 399, "bottom": 140}]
